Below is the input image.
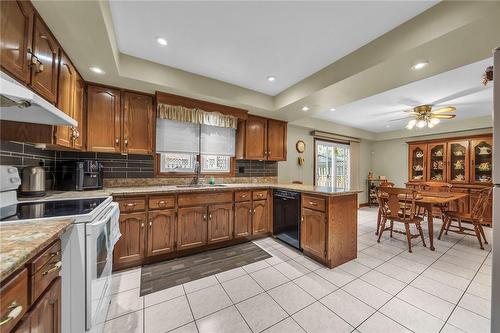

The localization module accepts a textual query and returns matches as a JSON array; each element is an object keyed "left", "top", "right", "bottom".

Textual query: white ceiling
[
  {"left": 314, "top": 58, "right": 494, "bottom": 133},
  {"left": 109, "top": 1, "right": 437, "bottom": 96}
]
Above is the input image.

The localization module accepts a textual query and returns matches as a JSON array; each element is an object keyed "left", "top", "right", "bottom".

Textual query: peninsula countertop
[
  {"left": 0, "top": 218, "right": 73, "bottom": 282},
  {"left": 29, "top": 183, "right": 362, "bottom": 200}
]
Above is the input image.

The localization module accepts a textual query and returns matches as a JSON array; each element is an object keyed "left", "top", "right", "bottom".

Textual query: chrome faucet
[{"left": 191, "top": 161, "right": 202, "bottom": 185}]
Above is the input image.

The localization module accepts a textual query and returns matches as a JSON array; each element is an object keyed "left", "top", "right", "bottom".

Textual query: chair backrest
[
  {"left": 471, "top": 187, "right": 493, "bottom": 221},
  {"left": 420, "top": 182, "right": 452, "bottom": 193},
  {"left": 376, "top": 186, "right": 419, "bottom": 221},
  {"left": 381, "top": 180, "right": 395, "bottom": 187}
]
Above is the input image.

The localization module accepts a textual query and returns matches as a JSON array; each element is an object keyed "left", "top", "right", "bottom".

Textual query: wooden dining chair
[
  {"left": 375, "top": 182, "right": 394, "bottom": 235},
  {"left": 439, "top": 187, "right": 492, "bottom": 249},
  {"left": 376, "top": 187, "right": 426, "bottom": 253},
  {"left": 421, "top": 182, "right": 452, "bottom": 219}
]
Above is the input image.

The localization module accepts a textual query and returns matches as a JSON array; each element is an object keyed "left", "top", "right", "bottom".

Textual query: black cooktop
[{"left": 0, "top": 197, "right": 107, "bottom": 221}]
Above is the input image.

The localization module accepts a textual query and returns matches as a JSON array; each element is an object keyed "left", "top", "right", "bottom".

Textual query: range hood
[{"left": 0, "top": 72, "right": 77, "bottom": 126}]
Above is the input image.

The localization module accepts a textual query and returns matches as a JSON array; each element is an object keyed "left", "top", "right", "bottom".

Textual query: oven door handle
[{"left": 87, "top": 203, "right": 119, "bottom": 230}]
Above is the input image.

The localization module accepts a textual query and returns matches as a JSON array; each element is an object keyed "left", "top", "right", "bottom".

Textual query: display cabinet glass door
[
  {"left": 447, "top": 141, "right": 469, "bottom": 183},
  {"left": 471, "top": 138, "right": 492, "bottom": 184},
  {"left": 409, "top": 144, "right": 427, "bottom": 182},
  {"left": 427, "top": 143, "right": 446, "bottom": 182}
]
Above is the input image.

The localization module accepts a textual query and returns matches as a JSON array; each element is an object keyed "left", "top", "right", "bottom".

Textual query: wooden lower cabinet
[
  {"left": 300, "top": 208, "right": 326, "bottom": 260},
  {"left": 177, "top": 206, "right": 207, "bottom": 250},
  {"left": 252, "top": 199, "right": 269, "bottom": 235},
  {"left": 234, "top": 201, "right": 252, "bottom": 238},
  {"left": 23, "top": 278, "right": 61, "bottom": 333},
  {"left": 113, "top": 212, "right": 146, "bottom": 267},
  {"left": 147, "top": 210, "right": 176, "bottom": 257},
  {"left": 207, "top": 203, "right": 233, "bottom": 244}
]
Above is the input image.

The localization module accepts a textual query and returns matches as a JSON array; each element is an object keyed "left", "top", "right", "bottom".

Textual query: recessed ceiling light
[
  {"left": 302, "top": 106, "right": 309, "bottom": 111},
  {"left": 156, "top": 37, "right": 168, "bottom": 46},
  {"left": 411, "top": 61, "right": 429, "bottom": 70},
  {"left": 329, "top": 107, "right": 336, "bottom": 111},
  {"left": 89, "top": 67, "right": 104, "bottom": 74},
  {"left": 267, "top": 76, "right": 276, "bottom": 82}
]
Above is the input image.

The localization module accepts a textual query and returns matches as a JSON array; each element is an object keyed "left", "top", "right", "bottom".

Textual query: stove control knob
[
  {"left": 10, "top": 177, "right": 20, "bottom": 183},
  {"left": 7, "top": 167, "right": 17, "bottom": 174}
]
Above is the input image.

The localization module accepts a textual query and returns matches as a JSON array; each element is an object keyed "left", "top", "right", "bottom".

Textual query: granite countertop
[
  {"left": 0, "top": 219, "right": 73, "bottom": 281},
  {"left": 32, "top": 183, "right": 361, "bottom": 200}
]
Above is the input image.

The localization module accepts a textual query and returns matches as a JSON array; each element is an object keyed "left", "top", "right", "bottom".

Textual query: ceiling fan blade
[
  {"left": 432, "top": 106, "right": 456, "bottom": 114},
  {"left": 389, "top": 117, "right": 413, "bottom": 122},
  {"left": 432, "top": 114, "right": 456, "bottom": 119}
]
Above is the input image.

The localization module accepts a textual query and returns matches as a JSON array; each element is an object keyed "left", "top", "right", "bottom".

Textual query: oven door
[{"left": 85, "top": 202, "right": 119, "bottom": 331}]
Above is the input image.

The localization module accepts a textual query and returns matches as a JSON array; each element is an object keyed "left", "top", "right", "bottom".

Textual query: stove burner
[{"left": 0, "top": 197, "right": 108, "bottom": 221}]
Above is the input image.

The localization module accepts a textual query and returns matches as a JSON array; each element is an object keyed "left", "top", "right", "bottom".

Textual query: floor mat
[{"left": 140, "top": 242, "right": 271, "bottom": 296}]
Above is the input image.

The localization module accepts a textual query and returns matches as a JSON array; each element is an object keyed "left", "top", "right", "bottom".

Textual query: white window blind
[
  {"left": 201, "top": 124, "right": 235, "bottom": 156},
  {"left": 156, "top": 119, "right": 199, "bottom": 153}
]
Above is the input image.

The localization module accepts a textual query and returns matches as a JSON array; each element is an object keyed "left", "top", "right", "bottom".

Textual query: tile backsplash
[{"left": 0, "top": 141, "right": 278, "bottom": 179}]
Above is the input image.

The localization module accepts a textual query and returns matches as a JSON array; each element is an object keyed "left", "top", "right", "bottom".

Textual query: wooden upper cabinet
[
  {"left": 301, "top": 208, "right": 326, "bottom": 259},
  {"left": 123, "top": 92, "right": 153, "bottom": 154},
  {"left": 147, "top": 210, "right": 176, "bottom": 257},
  {"left": 427, "top": 142, "right": 447, "bottom": 182},
  {"left": 447, "top": 140, "right": 469, "bottom": 184},
  {"left": 267, "top": 119, "right": 287, "bottom": 161},
  {"left": 207, "top": 203, "right": 233, "bottom": 244},
  {"left": 245, "top": 116, "right": 267, "bottom": 160},
  {"left": 0, "top": 1, "right": 34, "bottom": 84},
  {"left": 252, "top": 199, "right": 269, "bottom": 235},
  {"left": 177, "top": 206, "right": 207, "bottom": 250},
  {"left": 114, "top": 212, "right": 146, "bottom": 266},
  {"left": 72, "top": 74, "right": 85, "bottom": 150},
  {"left": 470, "top": 138, "right": 493, "bottom": 185},
  {"left": 408, "top": 143, "right": 427, "bottom": 182},
  {"left": 54, "top": 51, "right": 75, "bottom": 148},
  {"left": 31, "top": 15, "right": 59, "bottom": 104},
  {"left": 86, "top": 85, "right": 121, "bottom": 152}
]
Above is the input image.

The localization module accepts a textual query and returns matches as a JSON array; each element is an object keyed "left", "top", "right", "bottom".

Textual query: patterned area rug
[{"left": 140, "top": 242, "right": 271, "bottom": 296}]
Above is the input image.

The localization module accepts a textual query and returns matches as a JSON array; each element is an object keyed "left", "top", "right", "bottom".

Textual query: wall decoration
[{"left": 296, "top": 140, "right": 305, "bottom": 153}]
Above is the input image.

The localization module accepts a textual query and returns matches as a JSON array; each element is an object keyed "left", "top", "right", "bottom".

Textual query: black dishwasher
[{"left": 273, "top": 190, "right": 301, "bottom": 249}]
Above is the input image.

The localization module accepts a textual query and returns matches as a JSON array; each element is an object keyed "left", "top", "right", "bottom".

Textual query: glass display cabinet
[
  {"left": 471, "top": 138, "right": 493, "bottom": 184},
  {"left": 447, "top": 140, "right": 469, "bottom": 184},
  {"left": 427, "top": 142, "right": 447, "bottom": 182},
  {"left": 408, "top": 144, "right": 427, "bottom": 182}
]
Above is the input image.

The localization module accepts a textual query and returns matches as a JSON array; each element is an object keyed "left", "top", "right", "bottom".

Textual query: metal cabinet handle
[
  {"left": 124, "top": 139, "right": 128, "bottom": 147},
  {"left": 149, "top": 221, "right": 152, "bottom": 227},
  {"left": 141, "top": 222, "right": 145, "bottom": 228},
  {"left": 0, "top": 303, "right": 23, "bottom": 326},
  {"left": 301, "top": 217, "right": 304, "bottom": 222},
  {"left": 248, "top": 209, "right": 252, "bottom": 214},
  {"left": 115, "top": 138, "right": 120, "bottom": 146},
  {"left": 125, "top": 203, "right": 137, "bottom": 208},
  {"left": 268, "top": 150, "right": 271, "bottom": 155},
  {"left": 209, "top": 213, "right": 212, "bottom": 220},
  {"left": 203, "top": 214, "right": 207, "bottom": 221},
  {"left": 241, "top": 194, "right": 247, "bottom": 198},
  {"left": 309, "top": 201, "right": 317, "bottom": 206},
  {"left": 258, "top": 194, "right": 263, "bottom": 197},
  {"left": 42, "top": 261, "right": 62, "bottom": 276}
]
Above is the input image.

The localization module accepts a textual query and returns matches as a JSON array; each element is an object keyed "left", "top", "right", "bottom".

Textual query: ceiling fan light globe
[
  {"left": 406, "top": 119, "right": 417, "bottom": 129},
  {"left": 416, "top": 120, "right": 427, "bottom": 128},
  {"left": 430, "top": 118, "right": 440, "bottom": 126}
]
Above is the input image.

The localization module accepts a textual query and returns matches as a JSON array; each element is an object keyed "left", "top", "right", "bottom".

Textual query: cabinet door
[
  {"left": 177, "top": 207, "right": 207, "bottom": 250},
  {"left": 245, "top": 116, "right": 267, "bottom": 160},
  {"left": 86, "top": 85, "right": 121, "bottom": 152},
  {"left": 54, "top": 51, "right": 75, "bottom": 148},
  {"left": 31, "top": 15, "right": 59, "bottom": 104},
  {"left": 267, "top": 119, "right": 287, "bottom": 161},
  {"left": 114, "top": 212, "right": 146, "bottom": 266},
  {"left": 408, "top": 144, "right": 427, "bottom": 182},
  {"left": 470, "top": 138, "right": 493, "bottom": 185},
  {"left": 122, "top": 92, "right": 153, "bottom": 154},
  {"left": 234, "top": 201, "right": 252, "bottom": 238},
  {"left": 29, "top": 278, "right": 61, "bottom": 333},
  {"left": 447, "top": 141, "right": 469, "bottom": 184},
  {"left": 427, "top": 142, "right": 446, "bottom": 182},
  {"left": 0, "top": 1, "right": 33, "bottom": 83},
  {"left": 207, "top": 203, "right": 233, "bottom": 244},
  {"left": 72, "top": 74, "right": 85, "bottom": 150},
  {"left": 147, "top": 210, "right": 176, "bottom": 257},
  {"left": 300, "top": 208, "right": 326, "bottom": 259},
  {"left": 252, "top": 199, "right": 269, "bottom": 235}
]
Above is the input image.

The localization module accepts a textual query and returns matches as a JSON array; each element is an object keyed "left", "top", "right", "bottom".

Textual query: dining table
[{"left": 376, "top": 191, "right": 469, "bottom": 251}]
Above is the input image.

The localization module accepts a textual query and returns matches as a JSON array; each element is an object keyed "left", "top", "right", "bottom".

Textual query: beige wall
[{"left": 371, "top": 128, "right": 493, "bottom": 187}]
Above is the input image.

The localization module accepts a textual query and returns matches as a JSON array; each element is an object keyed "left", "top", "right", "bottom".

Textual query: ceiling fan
[{"left": 391, "top": 104, "right": 456, "bottom": 129}]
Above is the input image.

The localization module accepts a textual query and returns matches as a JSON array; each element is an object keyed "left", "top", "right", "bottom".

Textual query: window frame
[
  {"left": 155, "top": 154, "right": 235, "bottom": 178},
  {"left": 313, "top": 138, "right": 350, "bottom": 188}
]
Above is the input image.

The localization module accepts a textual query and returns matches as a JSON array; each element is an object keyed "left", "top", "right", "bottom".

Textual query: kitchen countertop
[
  {"left": 29, "top": 183, "right": 362, "bottom": 200},
  {"left": 0, "top": 218, "right": 73, "bottom": 281}
]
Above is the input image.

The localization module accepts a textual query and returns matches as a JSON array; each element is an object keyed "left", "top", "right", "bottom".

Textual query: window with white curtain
[
  {"left": 156, "top": 119, "right": 235, "bottom": 174},
  {"left": 315, "top": 140, "right": 350, "bottom": 189}
]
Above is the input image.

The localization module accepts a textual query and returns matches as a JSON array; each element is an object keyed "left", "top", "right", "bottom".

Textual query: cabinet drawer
[
  {"left": 28, "top": 240, "right": 61, "bottom": 275},
  {"left": 0, "top": 269, "right": 28, "bottom": 333},
  {"left": 252, "top": 190, "right": 268, "bottom": 201},
  {"left": 149, "top": 195, "right": 175, "bottom": 210},
  {"left": 235, "top": 191, "right": 251, "bottom": 202},
  {"left": 116, "top": 197, "right": 146, "bottom": 212},
  {"left": 178, "top": 192, "right": 233, "bottom": 207},
  {"left": 302, "top": 195, "right": 326, "bottom": 212},
  {"left": 30, "top": 254, "right": 62, "bottom": 304}
]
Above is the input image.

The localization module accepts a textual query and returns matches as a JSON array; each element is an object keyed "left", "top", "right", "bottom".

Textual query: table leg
[{"left": 425, "top": 203, "right": 435, "bottom": 251}]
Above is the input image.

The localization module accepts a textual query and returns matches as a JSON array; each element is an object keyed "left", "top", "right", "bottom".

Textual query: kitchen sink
[{"left": 175, "top": 184, "right": 227, "bottom": 188}]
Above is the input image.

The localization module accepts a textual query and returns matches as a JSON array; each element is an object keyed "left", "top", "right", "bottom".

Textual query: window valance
[{"left": 157, "top": 103, "right": 238, "bottom": 129}]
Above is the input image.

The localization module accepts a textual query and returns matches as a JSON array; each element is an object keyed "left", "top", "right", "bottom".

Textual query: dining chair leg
[
  {"left": 377, "top": 218, "right": 386, "bottom": 243},
  {"left": 478, "top": 224, "right": 488, "bottom": 244},
  {"left": 404, "top": 223, "right": 412, "bottom": 253},
  {"left": 445, "top": 216, "right": 453, "bottom": 235},
  {"left": 473, "top": 223, "right": 484, "bottom": 250},
  {"left": 438, "top": 216, "right": 447, "bottom": 240},
  {"left": 417, "top": 222, "right": 426, "bottom": 247},
  {"left": 376, "top": 208, "right": 381, "bottom": 236},
  {"left": 390, "top": 221, "right": 394, "bottom": 238}
]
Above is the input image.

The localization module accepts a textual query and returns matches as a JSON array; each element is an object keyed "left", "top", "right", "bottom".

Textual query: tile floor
[{"left": 104, "top": 207, "right": 493, "bottom": 333}]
